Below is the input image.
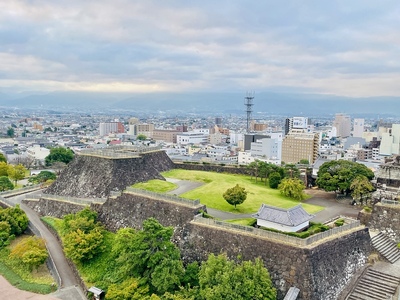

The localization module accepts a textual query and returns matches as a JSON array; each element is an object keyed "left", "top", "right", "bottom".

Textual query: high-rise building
[
  {"left": 281, "top": 130, "right": 319, "bottom": 164},
  {"left": 353, "top": 118, "right": 365, "bottom": 138},
  {"left": 99, "top": 122, "right": 125, "bottom": 136},
  {"left": 127, "top": 118, "right": 139, "bottom": 135},
  {"left": 333, "top": 114, "right": 351, "bottom": 138},
  {"left": 285, "top": 117, "right": 311, "bottom": 135}
]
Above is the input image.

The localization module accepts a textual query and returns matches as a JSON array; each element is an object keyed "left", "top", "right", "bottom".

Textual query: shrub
[
  {"left": 334, "top": 219, "right": 345, "bottom": 227},
  {"left": 363, "top": 206, "right": 372, "bottom": 213}
]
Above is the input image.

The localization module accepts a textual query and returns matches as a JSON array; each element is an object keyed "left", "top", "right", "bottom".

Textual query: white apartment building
[
  {"left": 176, "top": 132, "right": 209, "bottom": 145},
  {"left": 353, "top": 118, "right": 365, "bottom": 138},
  {"left": 250, "top": 137, "right": 282, "bottom": 164},
  {"left": 380, "top": 124, "right": 400, "bottom": 156},
  {"left": 333, "top": 114, "right": 351, "bottom": 138}
]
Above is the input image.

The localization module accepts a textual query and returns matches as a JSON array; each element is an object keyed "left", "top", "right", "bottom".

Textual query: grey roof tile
[{"left": 252, "top": 204, "right": 314, "bottom": 226}]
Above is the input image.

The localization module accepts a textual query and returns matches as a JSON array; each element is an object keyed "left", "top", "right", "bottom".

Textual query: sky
[{"left": 1, "top": 0, "right": 400, "bottom": 98}]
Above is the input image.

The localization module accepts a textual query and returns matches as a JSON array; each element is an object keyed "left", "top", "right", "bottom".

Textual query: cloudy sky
[{"left": 1, "top": 0, "right": 400, "bottom": 97}]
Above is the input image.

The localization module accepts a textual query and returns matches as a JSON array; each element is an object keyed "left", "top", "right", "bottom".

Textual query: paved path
[{"left": 2, "top": 191, "right": 87, "bottom": 300}]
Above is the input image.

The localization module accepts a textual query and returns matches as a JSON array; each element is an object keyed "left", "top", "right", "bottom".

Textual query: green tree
[
  {"left": 28, "top": 171, "right": 56, "bottom": 184},
  {"left": 223, "top": 184, "right": 247, "bottom": 209},
  {"left": 0, "top": 176, "right": 13, "bottom": 192},
  {"left": 268, "top": 172, "right": 281, "bottom": 189},
  {"left": 61, "top": 208, "right": 105, "bottom": 263},
  {"left": 6, "top": 127, "right": 14, "bottom": 138},
  {"left": 9, "top": 236, "right": 48, "bottom": 271},
  {"left": 0, "top": 205, "right": 29, "bottom": 236},
  {"left": 284, "top": 164, "right": 300, "bottom": 179},
  {"left": 0, "top": 221, "right": 11, "bottom": 248},
  {"left": 45, "top": 147, "right": 74, "bottom": 166},
  {"left": 299, "top": 159, "right": 309, "bottom": 165},
  {"left": 0, "top": 162, "right": 9, "bottom": 177},
  {"left": 350, "top": 175, "right": 374, "bottom": 204},
  {"left": 106, "top": 277, "right": 150, "bottom": 300},
  {"left": 198, "top": 254, "right": 276, "bottom": 300},
  {"left": 64, "top": 227, "right": 105, "bottom": 263},
  {"left": 111, "top": 218, "right": 184, "bottom": 294},
  {"left": 7, "top": 164, "right": 26, "bottom": 185},
  {"left": 137, "top": 134, "right": 147, "bottom": 141},
  {"left": 316, "top": 160, "right": 374, "bottom": 195},
  {"left": 0, "top": 153, "right": 6, "bottom": 163},
  {"left": 278, "top": 178, "right": 306, "bottom": 200}
]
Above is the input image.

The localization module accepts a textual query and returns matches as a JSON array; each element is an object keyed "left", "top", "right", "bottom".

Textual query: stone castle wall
[
  {"left": 178, "top": 223, "right": 371, "bottom": 300},
  {"left": 24, "top": 192, "right": 372, "bottom": 300},
  {"left": 173, "top": 162, "right": 252, "bottom": 175},
  {"left": 361, "top": 203, "right": 400, "bottom": 242},
  {"left": 45, "top": 150, "right": 174, "bottom": 198}
]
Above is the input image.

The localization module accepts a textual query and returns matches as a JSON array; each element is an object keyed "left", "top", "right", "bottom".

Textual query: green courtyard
[{"left": 138, "top": 169, "right": 324, "bottom": 214}]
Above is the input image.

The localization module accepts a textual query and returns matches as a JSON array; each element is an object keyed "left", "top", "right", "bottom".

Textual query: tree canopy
[
  {"left": 7, "top": 164, "right": 26, "bottom": 185},
  {"left": 9, "top": 236, "right": 48, "bottom": 271},
  {"left": 350, "top": 175, "right": 374, "bottom": 204},
  {"left": 0, "top": 176, "right": 13, "bottom": 192},
  {"left": 316, "top": 160, "right": 374, "bottom": 195},
  {"left": 28, "top": 171, "right": 56, "bottom": 184},
  {"left": 45, "top": 147, "right": 74, "bottom": 166},
  {"left": 199, "top": 254, "right": 276, "bottom": 300},
  {"left": 223, "top": 184, "right": 247, "bottom": 209},
  {"left": 0, "top": 153, "right": 6, "bottom": 163},
  {"left": 278, "top": 178, "right": 306, "bottom": 200}
]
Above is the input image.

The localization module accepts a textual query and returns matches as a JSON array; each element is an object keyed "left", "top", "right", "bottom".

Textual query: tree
[
  {"left": 247, "top": 161, "right": 259, "bottom": 182},
  {"left": 7, "top": 164, "right": 26, "bottom": 185},
  {"left": 64, "top": 227, "right": 105, "bottom": 263},
  {"left": 9, "top": 236, "right": 48, "bottom": 271},
  {"left": 45, "top": 147, "right": 74, "bottom": 166},
  {"left": 284, "top": 164, "right": 300, "bottom": 179},
  {"left": 0, "top": 205, "right": 29, "bottom": 236},
  {"left": 13, "top": 156, "right": 35, "bottom": 169},
  {"left": 268, "top": 172, "right": 281, "bottom": 189},
  {"left": 0, "top": 153, "right": 6, "bottom": 163},
  {"left": 0, "top": 162, "right": 9, "bottom": 177},
  {"left": 198, "top": 254, "right": 276, "bottom": 300},
  {"left": 350, "top": 175, "right": 374, "bottom": 204},
  {"left": 137, "top": 134, "right": 147, "bottom": 141},
  {"left": 62, "top": 208, "right": 105, "bottom": 263},
  {"left": 223, "top": 184, "right": 247, "bottom": 209},
  {"left": 111, "top": 218, "right": 184, "bottom": 294},
  {"left": 6, "top": 127, "right": 14, "bottom": 138},
  {"left": 299, "top": 159, "right": 309, "bottom": 165},
  {"left": 106, "top": 277, "right": 150, "bottom": 300},
  {"left": 316, "top": 160, "right": 374, "bottom": 195},
  {"left": 278, "top": 178, "right": 306, "bottom": 200},
  {"left": 0, "top": 221, "right": 11, "bottom": 248},
  {"left": 28, "top": 171, "right": 56, "bottom": 184},
  {"left": 0, "top": 176, "right": 13, "bottom": 192}
]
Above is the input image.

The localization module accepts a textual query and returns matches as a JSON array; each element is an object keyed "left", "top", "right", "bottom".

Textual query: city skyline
[{"left": 1, "top": 1, "right": 400, "bottom": 100}]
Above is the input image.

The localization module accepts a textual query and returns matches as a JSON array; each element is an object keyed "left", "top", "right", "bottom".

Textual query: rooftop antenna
[{"left": 244, "top": 91, "right": 255, "bottom": 133}]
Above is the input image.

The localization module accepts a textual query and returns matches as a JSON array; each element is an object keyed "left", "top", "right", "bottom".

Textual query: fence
[
  {"left": 125, "top": 187, "right": 201, "bottom": 207},
  {"left": 382, "top": 199, "right": 400, "bottom": 205},
  {"left": 26, "top": 194, "right": 107, "bottom": 205},
  {"left": 192, "top": 215, "right": 361, "bottom": 247},
  {"left": 77, "top": 145, "right": 162, "bottom": 159},
  {"left": 0, "top": 184, "right": 42, "bottom": 197}
]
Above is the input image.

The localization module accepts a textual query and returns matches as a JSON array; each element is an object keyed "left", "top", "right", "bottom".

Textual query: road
[{"left": 2, "top": 191, "right": 87, "bottom": 300}]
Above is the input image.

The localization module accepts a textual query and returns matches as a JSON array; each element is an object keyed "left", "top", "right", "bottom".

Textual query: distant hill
[{"left": 1, "top": 90, "right": 399, "bottom": 117}]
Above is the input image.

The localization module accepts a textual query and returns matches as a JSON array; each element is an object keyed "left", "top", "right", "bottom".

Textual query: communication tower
[{"left": 244, "top": 91, "right": 255, "bottom": 133}]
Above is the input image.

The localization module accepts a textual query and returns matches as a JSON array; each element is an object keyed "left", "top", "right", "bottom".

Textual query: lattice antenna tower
[{"left": 244, "top": 91, "right": 255, "bottom": 133}]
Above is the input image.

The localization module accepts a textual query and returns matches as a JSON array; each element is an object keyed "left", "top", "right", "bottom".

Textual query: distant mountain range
[{"left": 0, "top": 91, "right": 399, "bottom": 117}]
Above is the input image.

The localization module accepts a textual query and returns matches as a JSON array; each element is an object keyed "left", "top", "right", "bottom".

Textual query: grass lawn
[
  {"left": 224, "top": 218, "right": 256, "bottom": 226},
  {"left": 132, "top": 179, "right": 177, "bottom": 193},
  {"left": 162, "top": 169, "right": 323, "bottom": 214},
  {"left": 0, "top": 235, "right": 56, "bottom": 294}
]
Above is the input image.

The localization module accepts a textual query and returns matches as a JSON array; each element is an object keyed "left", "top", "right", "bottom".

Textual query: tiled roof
[{"left": 252, "top": 204, "right": 314, "bottom": 227}]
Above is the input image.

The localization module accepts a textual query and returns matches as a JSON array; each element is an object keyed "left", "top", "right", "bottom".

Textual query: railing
[
  {"left": 192, "top": 215, "right": 361, "bottom": 247},
  {"left": 77, "top": 145, "right": 162, "bottom": 158},
  {"left": 0, "top": 184, "right": 42, "bottom": 197},
  {"left": 125, "top": 187, "right": 201, "bottom": 207},
  {"left": 26, "top": 194, "right": 107, "bottom": 205},
  {"left": 0, "top": 196, "right": 15, "bottom": 207},
  {"left": 381, "top": 199, "right": 400, "bottom": 205}
]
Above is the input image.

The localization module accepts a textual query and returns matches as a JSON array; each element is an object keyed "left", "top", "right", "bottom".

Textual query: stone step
[
  {"left": 371, "top": 232, "right": 400, "bottom": 264},
  {"left": 347, "top": 268, "right": 400, "bottom": 300}
]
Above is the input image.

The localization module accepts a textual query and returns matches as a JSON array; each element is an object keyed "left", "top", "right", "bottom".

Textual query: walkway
[{"left": 2, "top": 191, "right": 86, "bottom": 300}]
